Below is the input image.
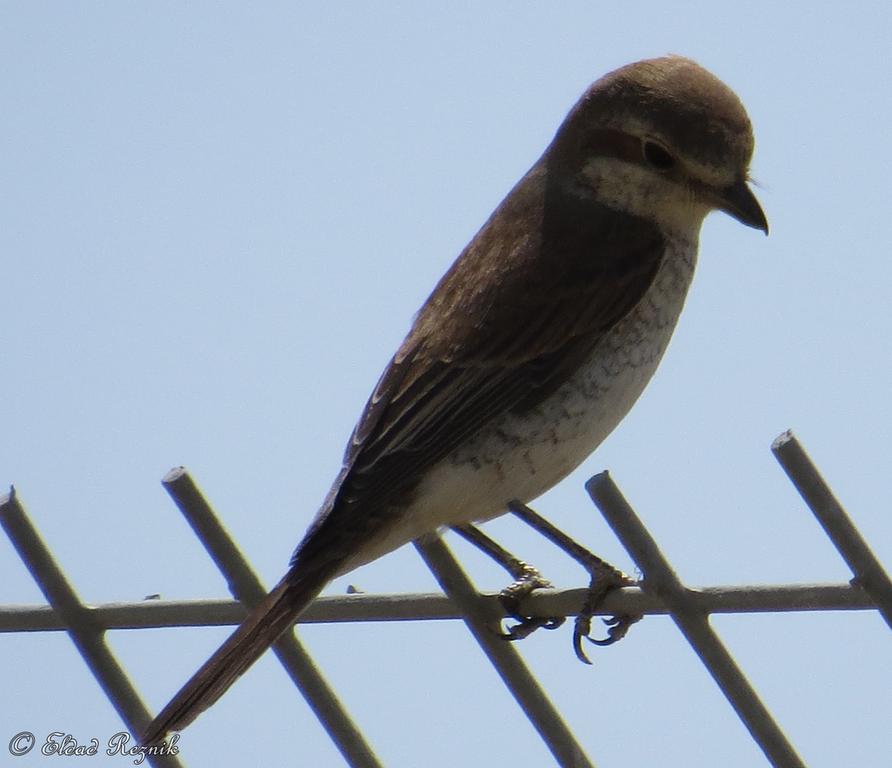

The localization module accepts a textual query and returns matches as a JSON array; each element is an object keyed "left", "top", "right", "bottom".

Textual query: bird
[{"left": 143, "top": 55, "right": 768, "bottom": 743}]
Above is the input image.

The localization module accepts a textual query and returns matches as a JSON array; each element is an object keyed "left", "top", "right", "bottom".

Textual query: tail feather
[{"left": 142, "top": 567, "right": 326, "bottom": 745}]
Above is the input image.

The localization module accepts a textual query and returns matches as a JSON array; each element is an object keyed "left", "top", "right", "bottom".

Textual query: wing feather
[{"left": 293, "top": 164, "right": 665, "bottom": 565}]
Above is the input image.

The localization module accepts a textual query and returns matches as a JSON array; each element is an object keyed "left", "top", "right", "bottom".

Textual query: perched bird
[{"left": 144, "top": 55, "right": 767, "bottom": 742}]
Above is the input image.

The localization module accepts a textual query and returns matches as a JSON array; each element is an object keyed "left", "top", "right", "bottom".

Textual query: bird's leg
[
  {"left": 507, "top": 501, "right": 643, "bottom": 663},
  {"left": 450, "top": 523, "right": 565, "bottom": 639}
]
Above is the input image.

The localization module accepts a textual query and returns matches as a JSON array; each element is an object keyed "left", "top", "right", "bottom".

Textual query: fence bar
[
  {"left": 771, "top": 430, "right": 892, "bottom": 630},
  {"left": 0, "top": 489, "right": 184, "bottom": 768},
  {"left": 160, "top": 468, "right": 382, "bottom": 768},
  {"left": 0, "top": 582, "right": 876, "bottom": 634},
  {"left": 586, "top": 472, "right": 806, "bottom": 768},
  {"left": 414, "top": 533, "right": 596, "bottom": 768}
]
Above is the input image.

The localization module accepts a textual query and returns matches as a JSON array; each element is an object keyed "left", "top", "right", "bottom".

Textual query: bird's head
[{"left": 550, "top": 56, "right": 768, "bottom": 238}]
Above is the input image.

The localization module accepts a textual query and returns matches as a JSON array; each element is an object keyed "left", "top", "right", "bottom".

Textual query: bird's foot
[
  {"left": 498, "top": 563, "right": 566, "bottom": 640},
  {"left": 507, "top": 500, "right": 642, "bottom": 663},
  {"left": 572, "top": 566, "right": 642, "bottom": 664},
  {"left": 450, "top": 523, "right": 565, "bottom": 639}
]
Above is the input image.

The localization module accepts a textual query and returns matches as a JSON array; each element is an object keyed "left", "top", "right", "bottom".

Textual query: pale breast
[{"left": 455, "top": 236, "right": 697, "bottom": 509}]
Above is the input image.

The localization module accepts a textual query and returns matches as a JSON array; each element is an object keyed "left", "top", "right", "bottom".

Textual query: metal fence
[{"left": 2, "top": 430, "right": 890, "bottom": 768}]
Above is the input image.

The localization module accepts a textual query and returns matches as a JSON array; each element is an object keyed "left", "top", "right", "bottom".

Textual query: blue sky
[{"left": 2, "top": 3, "right": 891, "bottom": 766}]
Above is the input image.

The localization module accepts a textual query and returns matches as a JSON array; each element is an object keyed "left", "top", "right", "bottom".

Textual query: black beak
[{"left": 717, "top": 176, "right": 769, "bottom": 234}]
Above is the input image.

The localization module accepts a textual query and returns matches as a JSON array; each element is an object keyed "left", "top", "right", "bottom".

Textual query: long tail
[{"left": 142, "top": 564, "right": 330, "bottom": 745}]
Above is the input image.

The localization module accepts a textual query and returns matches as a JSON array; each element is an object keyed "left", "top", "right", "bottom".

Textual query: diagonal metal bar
[
  {"left": 414, "top": 533, "right": 595, "bottom": 768},
  {"left": 586, "top": 472, "right": 806, "bottom": 768},
  {"left": 0, "top": 488, "right": 184, "bottom": 768},
  {"left": 160, "top": 468, "right": 382, "bottom": 768},
  {"left": 771, "top": 430, "right": 892, "bottom": 630}
]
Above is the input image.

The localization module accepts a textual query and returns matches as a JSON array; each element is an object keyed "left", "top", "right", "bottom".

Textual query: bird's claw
[
  {"left": 502, "top": 614, "right": 566, "bottom": 641},
  {"left": 572, "top": 612, "right": 642, "bottom": 663},
  {"left": 569, "top": 566, "right": 641, "bottom": 663},
  {"left": 498, "top": 565, "right": 566, "bottom": 640}
]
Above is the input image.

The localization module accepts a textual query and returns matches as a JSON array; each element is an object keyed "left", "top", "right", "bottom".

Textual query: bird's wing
[{"left": 294, "top": 178, "right": 665, "bottom": 564}]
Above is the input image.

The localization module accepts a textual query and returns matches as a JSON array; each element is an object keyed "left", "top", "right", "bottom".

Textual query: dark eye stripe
[
  {"left": 580, "top": 128, "right": 643, "bottom": 164},
  {"left": 581, "top": 128, "right": 679, "bottom": 176},
  {"left": 642, "top": 140, "right": 675, "bottom": 170}
]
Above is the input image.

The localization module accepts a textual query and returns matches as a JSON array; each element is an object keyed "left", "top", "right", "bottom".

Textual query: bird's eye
[{"left": 642, "top": 140, "right": 675, "bottom": 171}]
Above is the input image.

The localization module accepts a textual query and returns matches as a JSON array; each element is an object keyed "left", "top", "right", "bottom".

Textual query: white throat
[{"left": 580, "top": 157, "right": 710, "bottom": 242}]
